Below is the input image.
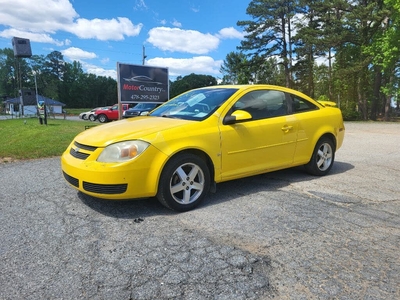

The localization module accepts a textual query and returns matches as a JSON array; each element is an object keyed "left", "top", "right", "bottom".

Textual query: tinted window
[
  {"left": 291, "top": 95, "right": 318, "bottom": 113},
  {"left": 233, "top": 90, "right": 287, "bottom": 120}
]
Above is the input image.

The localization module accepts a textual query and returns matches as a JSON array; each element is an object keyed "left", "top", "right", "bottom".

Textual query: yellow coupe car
[{"left": 61, "top": 85, "right": 345, "bottom": 211}]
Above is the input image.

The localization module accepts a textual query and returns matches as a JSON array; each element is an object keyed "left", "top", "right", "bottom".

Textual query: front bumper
[{"left": 61, "top": 141, "right": 168, "bottom": 200}]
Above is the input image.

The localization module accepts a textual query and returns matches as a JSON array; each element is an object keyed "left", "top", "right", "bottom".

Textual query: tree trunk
[
  {"left": 357, "top": 76, "right": 368, "bottom": 120},
  {"left": 370, "top": 66, "right": 382, "bottom": 121},
  {"left": 384, "top": 73, "right": 394, "bottom": 121},
  {"left": 328, "top": 48, "right": 333, "bottom": 101}
]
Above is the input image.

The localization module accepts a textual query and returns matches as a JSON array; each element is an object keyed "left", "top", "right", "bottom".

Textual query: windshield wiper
[{"left": 160, "top": 114, "right": 177, "bottom": 119}]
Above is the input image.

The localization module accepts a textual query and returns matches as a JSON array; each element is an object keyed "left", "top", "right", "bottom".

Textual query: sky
[{"left": 0, "top": 0, "right": 250, "bottom": 81}]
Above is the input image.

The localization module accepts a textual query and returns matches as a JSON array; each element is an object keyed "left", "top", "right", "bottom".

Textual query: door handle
[{"left": 281, "top": 125, "right": 293, "bottom": 133}]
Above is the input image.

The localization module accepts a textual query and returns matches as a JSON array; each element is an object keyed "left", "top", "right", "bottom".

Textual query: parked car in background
[
  {"left": 94, "top": 103, "right": 135, "bottom": 123},
  {"left": 87, "top": 107, "right": 109, "bottom": 121},
  {"left": 79, "top": 108, "right": 100, "bottom": 120},
  {"left": 62, "top": 85, "right": 345, "bottom": 212},
  {"left": 122, "top": 102, "right": 161, "bottom": 118}
]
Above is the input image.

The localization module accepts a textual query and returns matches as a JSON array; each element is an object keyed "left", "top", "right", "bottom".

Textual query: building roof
[{"left": 4, "top": 95, "right": 66, "bottom": 106}]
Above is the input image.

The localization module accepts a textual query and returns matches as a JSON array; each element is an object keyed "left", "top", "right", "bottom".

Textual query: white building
[{"left": 3, "top": 89, "right": 66, "bottom": 117}]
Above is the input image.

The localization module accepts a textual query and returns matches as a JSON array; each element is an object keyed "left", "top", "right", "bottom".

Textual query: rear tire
[
  {"left": 89, "top": 114, "right": 95, "bottom": 121},
  {"left": 305, "top": 137, "right": 335, "bottom": 176},
  {"left": 157, "top": 153, "right": 210, "bottom": 212},
  {"left": 98, "top": 114, "right": 108, "bottom": 123}
]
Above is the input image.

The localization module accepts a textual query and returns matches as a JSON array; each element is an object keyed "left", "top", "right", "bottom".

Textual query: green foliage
[
  {"left": 237, "top": 0, "right": 298, "bottom": 87},
  {"left": 316, "top": 95, "right": 330, "bottom": 101},
  {"left": 2, "top": 0, "right": 399, "bottom": 121},
  {"left": 0, "top": 48, "right": 118, "bottom": 108},
  {"left": 228, "top": 0, "right": 399, "bottom": 120},
  {"left": 170, "top": 74, "right": 217, "bottom": 98},
  {"left": 220, "top": 51, "right": 252, "bottom": 84},
  {"left": 341, "top": 107, "right": 363, "bottom": 121},
  {"left": 63, "top": 108, "right": 93, "bottom": 115},
  {"left": 0, "top": 48, "right": 30, "bottom": 98},
  {"left": 0, "top": 118, "right": 89, "bottom": 159}
]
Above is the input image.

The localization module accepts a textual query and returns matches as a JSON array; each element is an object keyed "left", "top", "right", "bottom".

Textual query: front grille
[
  {"left": 126, "top": 111, "right": 140, "bottom": 117},
  {"left": 70, "top": 148, "right": 90, "bottom": 159},
  {"left": 83, "top": 182, "right": 128, "bottom": 194},
  {"left": 74, "top": 141, "right": 97, "bottom": 151},
  {"left": 63, "top": 171, "right": 79, "bottom": 188},
  {"left": 70, "top": 141, "right": 98, "bottom": 160}
]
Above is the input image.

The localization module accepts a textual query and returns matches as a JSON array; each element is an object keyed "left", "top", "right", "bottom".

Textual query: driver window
[{"left": 233, "top": 90, "right": 287, "bottom": 120}]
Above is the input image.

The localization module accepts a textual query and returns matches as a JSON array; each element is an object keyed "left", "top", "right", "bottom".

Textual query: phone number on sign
[{"left": 131, "top": 95, "right": 160, "bottom": 101}]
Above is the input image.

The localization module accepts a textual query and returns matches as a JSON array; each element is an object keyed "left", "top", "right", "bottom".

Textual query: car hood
[
  {"left": 75, "top": 116, "right": 191, "bottom": 147},
  {"left": 125, "top": 109, "right": 142, "bottom": 113}
]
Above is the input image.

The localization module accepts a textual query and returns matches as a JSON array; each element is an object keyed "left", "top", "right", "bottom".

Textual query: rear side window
[
  {"left": 233, "top": 90, "right": 287, "bottom": 120},
  {"left": 291, "top": 95, "right": 318, "bottom": 113}
]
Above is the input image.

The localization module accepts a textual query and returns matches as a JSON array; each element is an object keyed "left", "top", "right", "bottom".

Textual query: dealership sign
[{"left": 117, "top": 63, "right": 169, "bottom": 103}]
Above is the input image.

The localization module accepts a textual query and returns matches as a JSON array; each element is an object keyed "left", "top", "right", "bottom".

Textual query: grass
[
  {"left": 0, "top": 117, "right": 92, "bottom": 161},
  {"left": 64, "top": 108, "right": 92, "bottom": 115}
]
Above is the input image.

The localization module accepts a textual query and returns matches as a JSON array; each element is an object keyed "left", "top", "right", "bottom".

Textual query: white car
[{"left": 79, "top": 108, "right": 99, "bottom": 120}]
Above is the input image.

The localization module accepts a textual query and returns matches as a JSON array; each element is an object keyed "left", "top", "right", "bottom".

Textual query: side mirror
[{"left": 223, "top": 109, "right": 252, "bottom": 125}]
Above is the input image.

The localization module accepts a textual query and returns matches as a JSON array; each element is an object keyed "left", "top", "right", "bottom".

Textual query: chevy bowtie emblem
[{"left": 73, "top": 147, "right": 80, "bottom": 152}]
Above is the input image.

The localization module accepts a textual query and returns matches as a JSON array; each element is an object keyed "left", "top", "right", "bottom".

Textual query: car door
[
  {"left": 219, "top": 89, "right": 298, "bottom": 181},
  {"left": 107, "top": 104, "right": 118, "bottom": 120}
]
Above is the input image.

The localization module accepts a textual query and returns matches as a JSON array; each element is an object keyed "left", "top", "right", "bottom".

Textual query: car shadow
[
  {"left": 77, "top": 160, "right": 354, "bottom": 218},
  {"left": 201, "top": 161, "right": 354, "bottom": 209},
  {"left": 77, "top": 192, "right": 171, "bottom": 219}
]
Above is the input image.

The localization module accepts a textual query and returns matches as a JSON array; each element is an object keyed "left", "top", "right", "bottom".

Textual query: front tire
[
  {"left": 157, "top": 153, "right": 210, "bottom": 212},
  {"left": 305, "top": 137, "right": 335, "bottom": 176}
]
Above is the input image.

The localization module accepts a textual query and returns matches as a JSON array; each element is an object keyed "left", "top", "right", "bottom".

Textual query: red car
[{"left": 94, "top": 103, "right": 135, "bottom": 123}]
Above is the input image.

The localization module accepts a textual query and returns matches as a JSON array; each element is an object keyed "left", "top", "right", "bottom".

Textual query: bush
[{"left": 341, "top": 107, "right": 362, "bottom": 121}]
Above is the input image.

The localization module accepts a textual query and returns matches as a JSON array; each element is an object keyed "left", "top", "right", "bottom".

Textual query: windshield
[
  {"left": 150, "top": 88, "right": 238, "bottom": 120},
  {"left": 134, "top": 103, "right": 157, "bottom": 110}
]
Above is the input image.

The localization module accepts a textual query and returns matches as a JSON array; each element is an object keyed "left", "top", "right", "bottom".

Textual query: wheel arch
[
  {"left": 158, "top": 148, "right": 216, "bottom": 192},
  {"left": 155, "top": 148, "right": 216, "bottom": 211},
  {"left": 173, "top": 148, "right": 214, "bottom": 178},
  {"left": 305, "top": 132, "right": 337, "bottom": 176},
  {"left": 318, "top": 132, "right": 337, "bottom": 151}
]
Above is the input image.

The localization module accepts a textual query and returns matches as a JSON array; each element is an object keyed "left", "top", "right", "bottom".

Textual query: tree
[
  {"left": 59, "top": 61, "right": 85, "bottom": 107},
  {"left": 237, "top": 0, "right": 299, "bottom": 87},
  {"left": 313, "top": 0, "right": 350, "bottom": 101},
  {"left": 343, "top": 0, "right": 389, "bottom": 120},
  {"left": 292, "top": 0, "right": 332, "bottom": 97},
  {"left": 313, "top": 63, "right": 331, "bottom": 100},
  {"left": 40, "top": 51, "right": 66, "bottom": 100},
  {"left": 0, "top": 47, "right": 119, "bottom": 109},
  {"left": 220, "top": 51, "right": 252, "bottom": 84},
  {"left": 170, "top": 74, "right": 217, "bottom": 98},
  {"left": 27, "top": 55, "right": 47, "bottom": 96},
  {"left": 364, "top": 0, "right": 400, "bottom": 120},
  {"left": 0, "top": 48, "right": 19, "bottom": 98}
]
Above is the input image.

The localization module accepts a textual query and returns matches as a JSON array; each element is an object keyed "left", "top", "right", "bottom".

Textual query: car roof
[{"left": 196, "top": 84, "right": 322, "bottom": 107}]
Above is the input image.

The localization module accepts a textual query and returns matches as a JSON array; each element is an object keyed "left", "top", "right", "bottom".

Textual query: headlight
[{"left": 97, "top": 140, "right": 149, "bottom": 163}]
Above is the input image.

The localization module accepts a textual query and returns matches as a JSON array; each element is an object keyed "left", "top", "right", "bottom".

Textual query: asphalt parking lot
[{"left": 1, "top": 122, "right": 399, "bottom": 299}]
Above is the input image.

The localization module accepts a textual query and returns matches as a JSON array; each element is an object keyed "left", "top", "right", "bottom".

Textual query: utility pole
[
  {"left": 33, "top": 71, "right": 39, "bottom": 105},
  {"left": 142, "top": 45, "right": 147, "bottom": 65}
]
